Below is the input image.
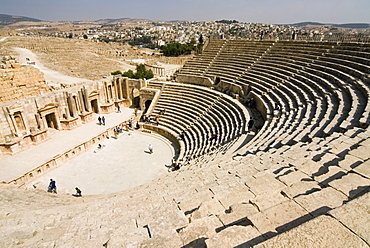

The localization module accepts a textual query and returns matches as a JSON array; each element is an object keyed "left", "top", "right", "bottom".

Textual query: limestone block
[
  {"left": 338, "top": 154, "right": 363, "bottom": 171},
  {"left": 249, "top": 200, "right": 309, "bottom": 238},
  {"left": 106, "top": 225, "right": 148, "bottom": 247},
  {"left": 329, "top": 141, "right": 351, "bottom": 155},
  {"left": 214, "top": 185, "right": 255, "bottom": 208},
  {"left": 281, "top": 180, "right": 321, "bottom": 199},
  {"left": 245, "top": 174, "right": 286, "bottom": 195},
  {"left": 317, "top": 153, "right": 340, "bottom": 165},
  {"left": 337, "top": 135, "right": 363, "bottom": 146},
  {"left": 176, "top": 190, "right": 213, "bottom": 214},
  {"left": 329, "top": 191, "right": 370, "bottom": 244},
  {"left": 359, "top": 137, "right": 370, "bottom": 147},
  {"left": 353, "top": 160, "right": 370, "bottom": 179},
  {"left": 254, "top": 215, "right": 369, "bottom": 248},
  {"left": 250, "top": 191, "right": 288, "bottom": 211},
  {"left": 190, "top": 199, "right": 225, "bottom": 220},
  {"left": 218, "top": 203, "right": 259, "bottom": 227},
  {"left": 294, "top": 187, "right": 347, "bottom": 216},
  {"left": 313, "top": 165, "right": 347, "bottom": 186},
  {"left": 291, "top": 159, "right": 321, "bottom": 176},
  {"left": 349, "top": 145, "right": 370, "bottom": 160},
  {"left": 278, "top": 170, "right": 311, "bottom": 186},
  {"left": 177, "top": 215, "right": 222, "bottom": 246},
  {"left": 328, "top": 172, "right": 370, "bottom": 199},
  {"left": 233, "top": 165, "right": 259, "bottom": 179},
  {"left": 206, "top": 225, "right": 264, "bottom": 248},
  {"left": 139, "top": 234, "right": 183, "bottom": 248}
]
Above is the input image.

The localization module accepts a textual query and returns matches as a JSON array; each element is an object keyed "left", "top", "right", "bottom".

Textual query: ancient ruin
[{"left": 0, "top": 34, "right": 369, "bottom": 247}]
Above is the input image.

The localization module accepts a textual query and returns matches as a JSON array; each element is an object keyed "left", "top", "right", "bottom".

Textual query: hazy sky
[{"left": 1, "top": 0, "right": 369, "bottom": 24}]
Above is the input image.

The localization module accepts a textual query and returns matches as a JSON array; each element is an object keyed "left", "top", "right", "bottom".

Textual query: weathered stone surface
[
  {"left": 330, "top": 191, "right": 370, "bottom": 244},
  {"left": 249, "top": 200, "right": 309, "bottom": 238},
  {"left": 139, "top": 234, "right": 183, "bottom": 248},
  {"left": 214, "top": 185, "right": 255, "bottom": 208},
  {"left": 281, "top": 180, "right": 321, "bottom": 199},
  {"left": 254, "top": 215, "right": 369, "bottom": 248},
  {"left": 328, "top": 172, "right": 370, "bottom": 199},
  {"left": 329, "top": 141, "right": 350, "bottom": 155},
  {"left": 250, "top": 191, "right": 288, "bottom": 211},
  {"left": 176, "top": 190, "right": 213, "bottom": 214},
  {"left": 313, "top": 165, "right": 347, "bottom": 186},
  {"left": 218, "top": 203, "right": 259, "bottom": 226},
  {"left": 244, "top": 175, "right": 286, "bottom": 195},
  {"left": 206, "top": 225, "right": 264, "bottom": 248},
  {"left": 338, "top": 154, "right": 363, "bottom": 171},
  {"left": 353, "top": 160, "right": 370, "bottom": 179},
  {"left": 294, "top": 187, "right": 347, "bottom": 216},
  {"left": 349, "top": 145, "right": 370, "bottom": 160},
  {"left": 291, "top": 160, "right": 322, "bottom": 176},
  {"left": 177, "top": 216, "right": 222, "bottom": 246},
  {"left": 278, "top": 170, "right": 310, "bottom": 186},
  {"left": 190, "top": 199, "right": 225, "bottom": 220}
]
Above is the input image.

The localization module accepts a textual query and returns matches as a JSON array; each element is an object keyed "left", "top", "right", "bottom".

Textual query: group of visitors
[
  {"left": 48, "top": 178, "right": 82, "bottom": 197},
  {"left": 142, "top": 108, "right": 166, "bottom": 126},
  {"left": 246, "top": 98, "right": 256, "bottom": 108},
  {"left": 97, "top": 116, "right": 106, "bottom": 125}
]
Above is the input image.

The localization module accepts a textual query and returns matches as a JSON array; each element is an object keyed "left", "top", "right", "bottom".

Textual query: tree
[
  {"left": 118, "top": 64, "right": 154, "bottom": 79},
  {"left": 111, "top": 70, "right": 122, "bottom": 75},
  {"left": 160, "top": 42, "right": 196, "bottom": 56},
  {"left": 122, "top": 70, "right": 135, "bottom": 78}
]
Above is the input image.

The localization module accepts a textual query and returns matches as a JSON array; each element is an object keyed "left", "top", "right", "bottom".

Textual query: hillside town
[{"left": 13, "top": 19, "right": 370, "bottom": 46}]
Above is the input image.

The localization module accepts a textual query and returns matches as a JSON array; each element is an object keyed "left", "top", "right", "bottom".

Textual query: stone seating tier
[
  {"left": 147, "top": 82, "right": 248, "bottom": 161},
  {"left": 1, "top": 125, "right": 369, "bottom": 247}
]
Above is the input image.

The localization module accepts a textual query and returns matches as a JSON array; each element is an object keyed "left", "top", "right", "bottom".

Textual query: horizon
[{"left": 0, "top": 0, "right": 369, "bottom": 25}]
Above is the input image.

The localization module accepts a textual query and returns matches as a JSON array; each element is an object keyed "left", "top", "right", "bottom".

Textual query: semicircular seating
[
  {"left": 177, "top": 39, "right": 370, "bottom": 155},
  {"left": 146, "top": 82, "right": 249, "bottom": 163}
]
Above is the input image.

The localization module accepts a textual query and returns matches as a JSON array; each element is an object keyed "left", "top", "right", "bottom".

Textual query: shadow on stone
[
  {"left": 233, "top": 206, "right": 332, "bottom": 248},
  {"left": 181, "top": 237, "right": 208, "bottom": 248}
]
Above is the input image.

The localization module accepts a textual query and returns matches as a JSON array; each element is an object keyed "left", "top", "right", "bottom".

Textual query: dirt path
[
  {"left": 88, "top": 51, "right": 136, "bottom": 72},
  {"left": 13, "top": 47, "right": 93, "bottom": 86}
]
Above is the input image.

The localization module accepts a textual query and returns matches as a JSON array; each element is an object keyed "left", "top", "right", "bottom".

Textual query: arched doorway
[
  {"left": 143, "top": 100, "right": 152, "bottom": 114},
  {"left": 90, "top": 99, "right": 99, "bottom": 113},
  {"left": 45, "top": 113, "right": 58, "bottom": 129}
]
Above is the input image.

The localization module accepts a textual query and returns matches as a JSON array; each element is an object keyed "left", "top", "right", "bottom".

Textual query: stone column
[
  {"left": 67, "top": 93, "right": 76, "bottom": 118},
  {"left": 78, "top": 90, "right": 86, "bottom": 114},
  {"left": 83, "top": 87, "right": 91, "bottom": 112},
  {"left": 122, "top": 78, "right": 130, "bottom": 100}
]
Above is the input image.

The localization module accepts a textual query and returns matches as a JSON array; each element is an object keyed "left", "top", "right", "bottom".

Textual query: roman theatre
[{"left": 1, "top": 36, "right": 370, "bottom": 247}]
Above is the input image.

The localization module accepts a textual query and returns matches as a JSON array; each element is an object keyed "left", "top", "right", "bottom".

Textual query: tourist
[
  {"left": 250, "top": 98, "right": 256, "bottom": 108},
  {"left": 155, "top": 115, "right": 160, "bottom": 126},
  {"left": 210, "top": 133, "right": 218, "bottom": 141},
  {"left": 274, "top": 103, "right": 281, "bottom": 117},
  {"left": 148, "top": 144, "right": 153, "bottom": 154},
  {"left": 248, "top": 118, "right": 255, "bottom": 132},
  {"left": 117, "top": 105, "right": 121, "bottom": 113},
  {"left": 159, "top": 108, "right": 166, "bottom": 115},
  {"left": 73, "top": 187, "right": 82, "bottom": 197},
  {"left": 98, "top": 116, "right": 102, "bottom": 125},
  {"left": 102, "top": 116, "right": 105, "bottom": 125},
  {"left": 48, "top": 178, "right": 57, "bottom": 194}
]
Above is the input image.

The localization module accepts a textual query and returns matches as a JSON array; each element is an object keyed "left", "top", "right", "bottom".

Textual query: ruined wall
[
  {"left": 0, "top": 56, "right": 50, "bottom": 104},
  {"left": 0, "top": 73, "right": 143, "bottom": 155}
]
